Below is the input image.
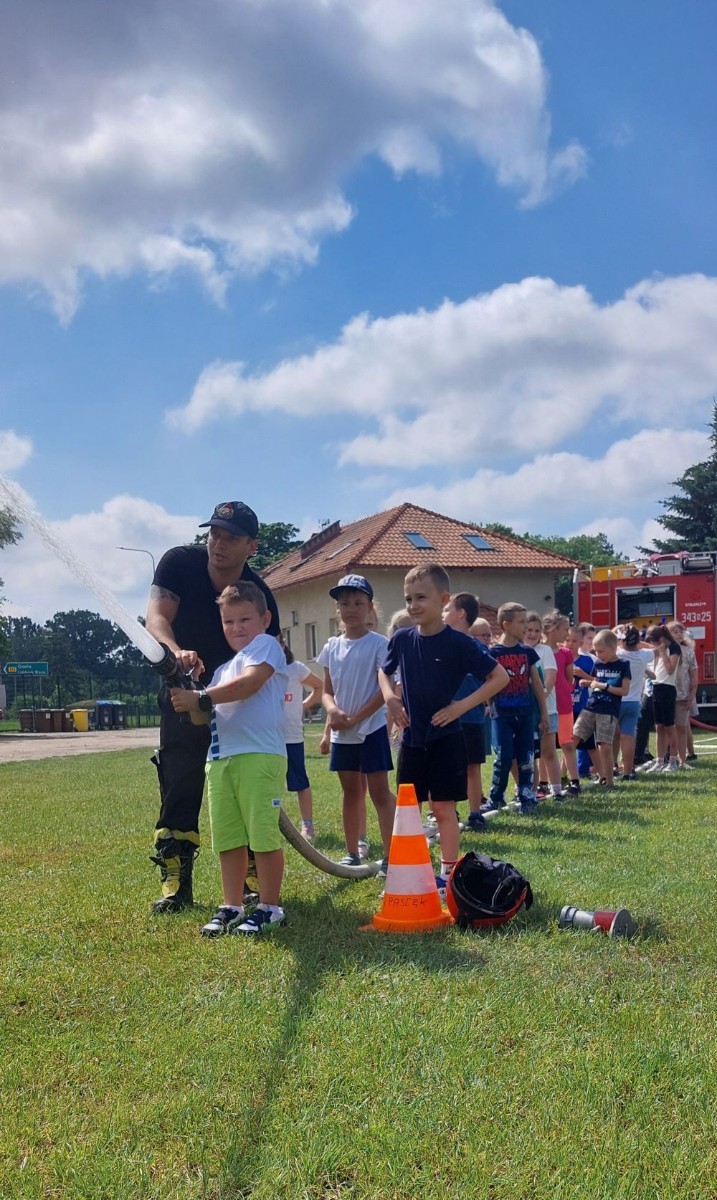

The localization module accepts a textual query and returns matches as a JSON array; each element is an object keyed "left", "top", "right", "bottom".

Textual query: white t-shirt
[
  {"left": 618, "top": 647, "right": 653, "bottom": 703},
  {"left": 283, "top": 659, "right": 314, "bottom": 744},
  {"left": 534, "top": 643, "right": 557, "bottom": 717},
  {"left": 207, "top": 633, "right": 287, "bottom": 761},
  {"left": 317, "top": 631, "right": 388, "bottom": 744},
  {"left": 653, "top": 643, "right": 681, "bottom": 687}
]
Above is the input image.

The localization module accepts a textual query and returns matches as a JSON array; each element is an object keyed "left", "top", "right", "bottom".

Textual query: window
[
  {"left": 463, "top": 534, "right": 495, "bottom": 552},
  {"left": 282, "top": 627, "right": 292, "bottom": 651},
  {"left": 329, "top": 617, "right": 339, "bottom": 637},
  {"left": 305, "top": 622, "right": 318, "bottom": 659},
  {"left": 325, "top": 538, "right": 360, "bottom": 560},
  {"left": 403, "top": 531, "right": 434, "bottom": 550}
]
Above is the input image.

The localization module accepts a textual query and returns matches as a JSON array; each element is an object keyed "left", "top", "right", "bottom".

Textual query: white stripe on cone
[
  {"left": 393, "top": 806, "right": 427, "bottom": 837},
  {"left": 384, "top": 862, "right": 437, "bottom": 895}
]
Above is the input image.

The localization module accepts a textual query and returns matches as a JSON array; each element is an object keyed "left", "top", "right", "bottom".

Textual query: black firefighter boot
[{"left": 151, "top": 829, "right": 200, "bottom": 914}]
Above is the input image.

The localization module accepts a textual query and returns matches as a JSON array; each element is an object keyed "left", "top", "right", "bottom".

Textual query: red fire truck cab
[{"left": 574, "top": 551, "right": 716, "bottom": 697}]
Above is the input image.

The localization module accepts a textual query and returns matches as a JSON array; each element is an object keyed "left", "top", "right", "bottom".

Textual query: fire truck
[{"left": 573, "top": 551, "right": 716, "bottom": 697}]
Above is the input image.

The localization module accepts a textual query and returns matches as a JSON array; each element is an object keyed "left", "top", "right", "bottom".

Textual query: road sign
[{"left": 3, "top": 661, "right": 50, "bottom": 676}]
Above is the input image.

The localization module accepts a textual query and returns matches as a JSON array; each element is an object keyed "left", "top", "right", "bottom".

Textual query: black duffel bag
[{"left": 446, "top": 851, "right": 533, "bottom": 929}]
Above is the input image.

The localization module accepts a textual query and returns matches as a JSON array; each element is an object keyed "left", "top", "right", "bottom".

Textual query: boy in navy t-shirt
[
  {"left": 483, "top": 602, "right": 549, "bottom": 815},
  {"left": 572, "top": 629, "right": 630, "bottom": 788},
  {"left": 379, "top": 563, "right": 508, "bottom": 893}
]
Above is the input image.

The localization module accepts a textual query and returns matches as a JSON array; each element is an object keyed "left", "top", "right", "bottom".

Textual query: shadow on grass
[{"left": 219, "top": 884, "right": 483, "bottom": 1197}]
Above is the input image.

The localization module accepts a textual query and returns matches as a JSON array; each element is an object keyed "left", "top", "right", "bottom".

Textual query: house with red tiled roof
[{"left": 262, "top": 503, "right": 577, "bottom": 663}]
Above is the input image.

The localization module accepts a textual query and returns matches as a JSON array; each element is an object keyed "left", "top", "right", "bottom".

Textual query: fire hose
[{"left": 152, "top": 644, "right": 380, "bottom": 880}]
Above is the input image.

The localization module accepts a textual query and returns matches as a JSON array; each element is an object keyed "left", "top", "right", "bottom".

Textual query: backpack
[{"left": 446, "top": 851, "right": 533, "bottom": 929}]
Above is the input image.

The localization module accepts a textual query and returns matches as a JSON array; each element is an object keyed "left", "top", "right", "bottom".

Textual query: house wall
[{"left": 271, "top": 568, "right": 560, "bottom": 667}]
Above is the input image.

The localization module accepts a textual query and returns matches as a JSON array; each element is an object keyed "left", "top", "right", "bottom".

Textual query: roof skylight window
[
  {"left": 463, "top": 534, "right": 495, "bottom": 551},
  {"left": 403, "top": 532, "right": 435, "bottom": 549}
]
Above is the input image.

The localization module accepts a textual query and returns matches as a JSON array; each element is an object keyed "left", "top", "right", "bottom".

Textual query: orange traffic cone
[{"left": 364, "top": 783, "right": 453, "bottom": 933}]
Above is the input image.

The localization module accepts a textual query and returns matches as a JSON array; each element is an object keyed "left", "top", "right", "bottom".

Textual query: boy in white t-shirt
[
  {"left": 171, "top": 581, "right": 288, "bottom": 937},
  {"left": 318, "top": 574, "right": 395, "bottom": 871}
]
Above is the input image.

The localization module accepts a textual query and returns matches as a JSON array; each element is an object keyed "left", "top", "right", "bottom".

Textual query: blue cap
[{"left": 329, "top": 574, "right": 374, "bottom": 601}]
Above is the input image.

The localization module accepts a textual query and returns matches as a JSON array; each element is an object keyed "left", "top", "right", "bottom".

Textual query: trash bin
[
  {"left": 49, "top": 708, "right": 65, "bottom": 732},
  {"left": 71, "top": 708, "right": 89, "bottom": 732},
  {"left": 35, "top": 708, "right": 54, "bottom": 730},
  {"left": 114, "top": 703, "right": 127, "bottom": 729},
  {"left": 20, "top": 709, "right": 36, "bottom": 732},
  {"left": 95, "top": 701, "right": 115, "bottom": 730}
]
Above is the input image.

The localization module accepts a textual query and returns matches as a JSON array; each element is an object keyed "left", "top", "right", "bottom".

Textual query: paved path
[{"left": 0, "top": 728, "right": 159, "bottom": 763}]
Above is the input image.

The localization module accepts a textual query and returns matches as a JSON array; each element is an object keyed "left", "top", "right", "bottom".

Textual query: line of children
[{"left": 174, "top": 569, "right": 698, "bottom": 942}]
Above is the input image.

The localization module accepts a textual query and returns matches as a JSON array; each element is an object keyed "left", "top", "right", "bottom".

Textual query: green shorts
[{"left": 206, "top": 753, "right": 285, "bottom": 853}]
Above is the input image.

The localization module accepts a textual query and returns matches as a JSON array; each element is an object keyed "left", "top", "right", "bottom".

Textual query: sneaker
[
  {"left": 435, "top": 875, "right": 449, "bottom": 902},
  {"left": 551, "top": 791, "right": 564, "bottom": 803},
  {"left": 200, "top": 905, "right": 245, "bottom": 938},
  {"left": 665, "top": 758, "right": 680, "bottom": 772},
  {"left": 622, "top": 772, "right": 637, "bottom": 781},
  {"left": 634, "top": 753, "right": 654, "bottom": 766},
  {"left": 519, "top": 798, "right": 538, "bottom": 815},
  {"left": 686, "top": 753, "right": 698, "bottom": 762},
  {"left": 233, "top": 905, "right": 285, "bottom": 935},
  {"left": 375, "top": 857, "right": 389, "bottom": 878},
  {"left": 567, "top": 780, "right": 581, "bottom": 797},
  {"left": 301, "top": 822, "right": 315, "bottom": 844},
  {"left": 465, "top": 811, "right": 487, "bottom": 833},
  {"left": 423, "top": 822, "right": 439, "bottom": 843},
  {"left": 679, "top": 761, "right": 695, "bottom": 770},
  {"left": 641, "top": 759, "right": 665, "bottom": 774},
  {"left": 480, "top": 798, "right": 506, "bottom": 813},
  {"left": 338, "top": 852, "right": 361, "bottom": 867},
  {"left": 357, "top": 837, "right": 370, "bottom": 859},
  {"left": 535, "top": 783, "right": 549, "bottom": 800},
  {"left": 243, "top": 884, "right": 259, "bottom": 905}
]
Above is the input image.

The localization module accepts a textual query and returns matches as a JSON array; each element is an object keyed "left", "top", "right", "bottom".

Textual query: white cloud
[
  {"left": 0, "top": 431, "right": 33, "bottom": 473},
  {"left": 380, "top": 427, "right": 709, "bottom": 556},
  {"left": 169, "top": 273, "right": 717, "bottom": 468},
  {"left": 1, "top": 493, "right": 200, "bottom": 623},
  {"left": 0, "top": 0, "right": 583, "bottom": 317}
]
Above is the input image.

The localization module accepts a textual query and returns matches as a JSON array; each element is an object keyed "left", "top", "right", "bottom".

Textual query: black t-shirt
[
  {"left": 586, "top": 658, "right": 631, "bottom": 716},
  {"left": 152, "top": 544, "right": 281, "bottom": 683},
  {"left": 382, "top": 625, "right": 499, "bottom": 747}
]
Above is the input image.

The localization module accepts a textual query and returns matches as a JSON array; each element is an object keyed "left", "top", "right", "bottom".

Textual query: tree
[
  {"left": 0, "top": 506, "right": 21, "bottom": 605},
  {"left": 251, "top": 522, "right": 302, "bottom": 570},
  {"left": 483, "top": 524, "right": 626, "bottom": 615},
  {"left": 646, "top": 402, "right": 717, "bottom": 552}
]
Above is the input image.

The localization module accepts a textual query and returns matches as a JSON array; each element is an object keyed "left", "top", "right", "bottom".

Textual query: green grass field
[{"left": 2, "top": 730, "right": 717, "bottom": 1199}]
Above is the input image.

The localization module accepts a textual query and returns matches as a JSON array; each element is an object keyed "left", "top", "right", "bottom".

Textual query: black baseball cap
[
  {"left": 329, "top": 574, "right": 374, "bottom": 601},
  {"left": 199, "top": 501, "right": 259, "bottom": 538}
]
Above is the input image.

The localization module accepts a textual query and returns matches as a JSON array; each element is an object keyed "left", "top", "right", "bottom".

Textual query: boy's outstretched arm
[
  {"left": 170, "top": 663, "right": 274, "bottom": 718},
  {"left": 431, "top": 663, "right": 509, "bottom": 728}
]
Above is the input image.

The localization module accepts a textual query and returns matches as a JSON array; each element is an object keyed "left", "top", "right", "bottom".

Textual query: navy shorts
[
  {"left": 397, "top": 731, "right": 467, "bottom": 806},
  {"left": 462, "top": 723, "right": 486, "bottom": 765},
  {"left": 285, "top": 742, "right": 310, "bottom": 792},
  {"left": 329, "top": 726, "right": 393, "bottom": 774}
]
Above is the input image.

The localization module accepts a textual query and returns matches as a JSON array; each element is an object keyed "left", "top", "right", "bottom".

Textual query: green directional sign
[{"left": 3, "top": 661, "right": 50, "bottom": 676}]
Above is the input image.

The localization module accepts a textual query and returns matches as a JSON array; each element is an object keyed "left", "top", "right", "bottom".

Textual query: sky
[{"left": 1, "top": 0, "right": 716, "bottom": 626}]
